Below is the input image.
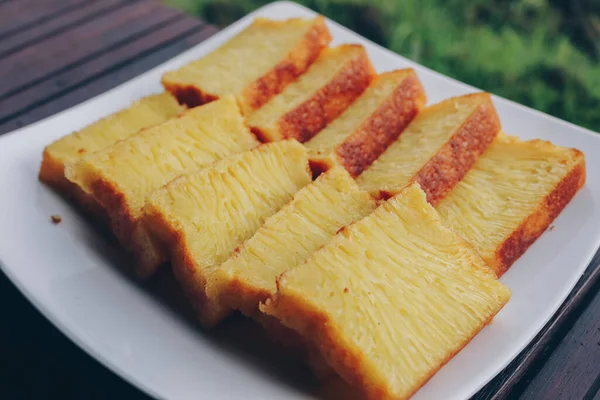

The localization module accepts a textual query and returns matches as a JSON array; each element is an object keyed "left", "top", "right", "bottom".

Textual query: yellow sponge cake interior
[
  {"left": 436, "top": 133, "right": 585, "bottom": 275},
  {"left": 162, "top": 17, "right": 331, "bottom": 113},
  {"left": 209, "top": 166, "right": 377, "bottom": 318},
  {"left": 144, "top": 141, "right": 312, "bottom": 327},
  {"left": 39, "top": 92, "right": 184, "bottom": 218},
  {"left": 305, "top": 69, "right": 426, "bottom": 177},
  {"left": 247, "top": 44, "right": 375, "bottom": 143},
  {"left": 36, "top": 13, "right": 600, "bottom": 398},
  {"left": 357, "top": 92, "right": 500, "bottom": 204},
  {"left": 263, "top": 183, "right": 511, "bottom": 400},
  {"left": 66, "top": 96, "right": 258, "bottom": 276},
  {"left": 40, "top": 92, "right": 184, "bottom": 191}
]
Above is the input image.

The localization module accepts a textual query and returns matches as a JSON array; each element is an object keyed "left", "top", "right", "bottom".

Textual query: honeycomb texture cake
[
  {"left": 144, "top": 141, "right": 312, "bottom": 327},
  {"left": 436, "top": 133, "right": 586, "bottom": 276},
  {"left": 305, "top": 69, "right": 426, "bottom": 177},
  {"left": 39, "top": 92, "right": 184, "bottom": 218},
  {"left": 263, "top": 183, "right": 511, "bottom": 400},
  {"left": 356, "top": 92, "right": 500, "bottom": 204},
  {"left": 65, "top": 96, "right": 258, "bottom": 277},
  {"left": 162, "top": 17, "right": 331, "bottom": 113},
  {"left": 246, "top": 44, "right": 375, "bottom": 143},
  {"left": 208, "top": 166, "right": 377, "bottom": 319}
]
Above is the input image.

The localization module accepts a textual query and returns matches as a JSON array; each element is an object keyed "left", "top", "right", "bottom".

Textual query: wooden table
[{"left": 1, "top": 1, "right": 599, "bottom": 399}]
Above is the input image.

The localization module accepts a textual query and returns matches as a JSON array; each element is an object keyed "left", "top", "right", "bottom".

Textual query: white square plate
[{"left": 1, "top": 2, "right": 599, "bottom": 399}]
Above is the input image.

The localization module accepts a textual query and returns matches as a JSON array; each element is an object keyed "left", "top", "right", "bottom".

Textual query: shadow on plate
[{"left": 39, "top": 184, "right": 361, "bottom": 399}]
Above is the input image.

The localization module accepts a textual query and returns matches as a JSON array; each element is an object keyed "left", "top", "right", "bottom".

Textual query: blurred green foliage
[{"left": 165, "top": 0, "right": 600, "bottom": 132}]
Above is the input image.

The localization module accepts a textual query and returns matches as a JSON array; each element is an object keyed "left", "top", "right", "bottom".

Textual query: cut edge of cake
[
  {"left": 207, "top": 166, "right": 377, "bottom": 319},
  {"left": 65, "top": 96, "right": 259, "bottom": 277},
  {"left": 307, "top": 69, "right": 427, "bottom": 178},
  {"left": 262, "top": 183, "right": 511, "bottom": 399},
  {"left": 437, "top": 132, "right": 586, "bottom": 276},
  {"left": 39, "top": 92, "right": 184, "bottom": 221},
  {"left": 161, "top": 16, "right": 332, "bottom": 114},
  {"left": 247, "top": 44, "right": 376, "bottom": 143},
  {"left": 143, "top": 140, "right": 312, "bottom": 327},
  {"left": 357, "top": 92, "right": 501, "bottom": 205},
  {"left": 494, "top": 139, "right": 585, "bottom": 274}
]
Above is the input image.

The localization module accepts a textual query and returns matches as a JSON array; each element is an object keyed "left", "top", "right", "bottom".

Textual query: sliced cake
[
  {"left": 247, "top": 44, "right": 375, "bottom": 143},
  {"left": 207, "top": 166, "right": 377, "bottom": 319},
  {"left": 65, "top": 96, "right": 258, "bottom": 277},
  {"left": 262, "top": 183, "right": 511, "bottom": 400},
  {"left": 436, "top": 133, "right": 586, "bottom": 276},
  {"left": 144, "top": 141, "right": 312, "bottom": 327},
  {"left": 39, "top": 92, "right": 184, "bottom": 218},
  {"left": 356, "top": 92, "right": 501, "bottom": 204},
  {"left": 305, "top": 69, "right": 426, "bottom": 177},
  {"left": 162, "top": 17, "right": 331, "bottom": 113}
]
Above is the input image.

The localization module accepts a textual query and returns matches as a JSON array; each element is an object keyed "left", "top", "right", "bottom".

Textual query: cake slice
[
  {"left": 247, "top": 44, "right": 375, "bottom": 143},
  {"left": 356, "top": 92, "right": 501, "bottom": 204},
  {"left": 162, "top": 17, "right": 331, "bottom": 113},
  {"left": 436, "top": 133, "right": 585, "bottom": 276},
  {"left": 144, "top": 141, "right": 312, "bottom": 327},
  {"left": 262, "top": 183, "right": 511, "bottom": 400},
  {"left": 305, "top": 69, "right": 426, "bottom": 177},
  {"left": 207, "top": 166, "right": 377, "bottom": 319},
  {"left": 39, "top": 92, "right": 184, "bottom": 218},
  {"left": 65, "top": 96, "right": 258, "bottom": 277}
]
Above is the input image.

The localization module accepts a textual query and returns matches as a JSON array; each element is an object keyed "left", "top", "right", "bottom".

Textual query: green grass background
[{"left": 165, "top": 0, "right": 600, "bottom": 132}]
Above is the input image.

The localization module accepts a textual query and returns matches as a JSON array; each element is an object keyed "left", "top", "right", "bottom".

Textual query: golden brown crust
[
  {"left": 39, "top": 150, "right": 69, "bottom": 192},
  {"left": 39, "top": 150, "right": 109, "bottom": 225},
  {"left": 144, "top": 204, "right": 231, "bottom": 327},
  {"left": 410, "top": 93, "right": 501, "bottom": 205},
  {"left": 255, "top": 313, "right": 336, "bottom": 381},
  {"left": 494, "top": 152, "right": 586, "bottom": 275},
  {"left": 90, "top": 177, "right": 134, "bottom": 245},
  {"left": 163, "top": 17, "right": 331, "bottom": 112},
  {"left": 217, "top": 267, "right": 336, "bottom": 379},
  {"left": 70, "top": 185, "right": 109, "bottom": 225},
  {"left": 262, "top": 293, "right": 375, "bottom": 398},
  {"left": 219, "top": 275, "right": 271, "bottom": 319},
  {"left": 239, "top": 16, "right": 331, "bottom": 115},
  {"left": 215, "top": 255, "right": 336, "bottom": 378},
  {"left": 174, "top": 245, "right": 231, "bottom": 327},
  {"left": 89, "top": 177, "right": 166, "bottom": 277},
  {"left": 308, "top": 158, "right": 331, "bottom": 179},
  {"left": 335, "top": 71, "right": 427, "bottom": 177},
  {"left": 253, "top": 45, "right": 375, "bottom": 143},
  {"left": 256, "top": 313, "right": 306, "bottom": 348},
  {"left": 263, "top": 287, "right": 499, "bottom": 400},
  {"left": 130, "top": 223, "right": 169, "bottom": 278},
  {"left": 161, "top": 82, "right": 218, "bottom": 109}
]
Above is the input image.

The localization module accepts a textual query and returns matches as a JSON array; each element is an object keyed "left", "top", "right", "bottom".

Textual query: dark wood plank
[
  {"left": 518, "top": 286, "right": 600, "bottom": 399},
  {"left": 0, "top": 4, "right": 216, "bottom": 398},
  {"left": 0, "top": 0, "right": 181, "bottom": 98},
  {"left": 0, "top": 0, "right": 133, "bottom": 58},
  {"left": 473, "top": 248, "right": 600, "bottom": 399},
  {"left": 0, "top": 13, "right": 204, "bottom": 127},
  {"left": 0, "top": 0, "right": 89, "bottom": 38},
  {"left": 592, "top": 379, "right": 600, "bottom": 400},
  {"left": 0, "top": 25, "right": 218, "bottom": 134}
]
